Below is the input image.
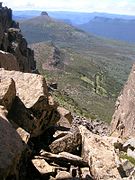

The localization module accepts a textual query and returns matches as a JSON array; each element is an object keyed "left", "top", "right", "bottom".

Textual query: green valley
[{"left": 20, "top": 14, "right": 135, "bottom": 122}]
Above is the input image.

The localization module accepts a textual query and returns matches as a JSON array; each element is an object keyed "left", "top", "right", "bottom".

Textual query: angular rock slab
[
  {"left": 49, "top": 128, "right": 81, "bottom": 154},
  {"left": 16, "top": 127, "right": 30, "bottom": 144},
  {"left": 0, "top": 69, "right": 48, "bottom": 109},
  {"left": 0, "top": 77, "right": 16, "bottom": 110},
  {"left": 111, "top": 64, "right": 135, "bottom": 139},
  {"left": 32, "top": 157, "right": 55, "bottom": 175},
  {"left": 0, "top": 106, "right": 24, "bottom": 180},
  {"left": 40, "top": 150, "right": 88, "bottom": 167},
  {"left": 79, "top": 125, "right": 122, "bottom": 180}
]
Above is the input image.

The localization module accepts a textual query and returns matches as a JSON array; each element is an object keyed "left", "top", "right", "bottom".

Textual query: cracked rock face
[{"left": 111, "top": 64, "right": 135, "bottom": 139}]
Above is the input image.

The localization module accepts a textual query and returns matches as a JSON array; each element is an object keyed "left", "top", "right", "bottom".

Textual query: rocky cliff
[
  {"left": 0, "top": 3, "right": 36, "bottom": 72},
  {"left": 111, "top": 64, "right": 135, "bottom": 139}
]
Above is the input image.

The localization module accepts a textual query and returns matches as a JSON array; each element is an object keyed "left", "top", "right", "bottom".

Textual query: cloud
[{"left": 2, "top": 0, "right": 135, "bottom": 15}]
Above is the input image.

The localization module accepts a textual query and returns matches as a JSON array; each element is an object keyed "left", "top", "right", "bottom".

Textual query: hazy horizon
[
  {"left": 12, "top": 9, "right": 135, "bottom": 17},
  {"left": 2, "top": 0, "right": 135, "bottom": 16}
]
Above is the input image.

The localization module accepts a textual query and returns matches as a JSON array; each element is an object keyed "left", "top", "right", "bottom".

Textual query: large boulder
[
  {"left": 0, "top": 69, "right": 60, "bottom": 137},
  {"left": 0, "top": 50, "right": 19, "bottom": 71},
  {"left": 0, "top": 69, "right": 48, "bottom": 108},
  {"left": 111, "top": 64, "right": 135, "bottom": 139},
  {"left": 0, "top": 106, "right": 24, "bottom": 180},
  {"left": 79, "top": 125, "right": 122, "bottom": 180},
  {"left": 0, "top": 77, "right": 16, "bottom": 110}
]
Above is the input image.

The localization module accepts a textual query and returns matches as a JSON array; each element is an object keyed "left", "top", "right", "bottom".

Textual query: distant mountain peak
[{"left": 41, "top": 11, "right": 48, "bottom": 16}]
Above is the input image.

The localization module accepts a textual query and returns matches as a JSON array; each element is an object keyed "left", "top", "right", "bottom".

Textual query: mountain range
[
  {"left": 13, "top": 10, "right": 135, "bottom": 24},
  {"left": 14, "top": 10, "right": 135, "bottom": 43},
  {"left": 78, "top": 16, "right": 135, "bottom": 43},
  {"left": 19, "top": 14, "right": 135, "bottom": 122}
]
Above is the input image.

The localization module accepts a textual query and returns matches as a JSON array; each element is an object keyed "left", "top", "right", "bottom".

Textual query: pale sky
[{"left": 2, "top": 0, "right": 135, "bottom": 15}]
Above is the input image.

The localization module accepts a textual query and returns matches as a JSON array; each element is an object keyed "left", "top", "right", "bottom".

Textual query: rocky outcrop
[
  {"left": 0, "top": 3, "right": 36, "bottom": 72},
  {"left": 26, "top": 116, "right": 129, "bottom": 180},
  {"left": 7, "top": 28, "right": 36, "bottom": 72},
  {"left": 41, "top": 44, "right": 64, "bottom": 71},
  {"left": 0, "top": 4, "right": 12, "bottom": 46},
  {"left": 79, "top": 125, "right": 122, "bottom": 180},
  {"left": 111, "top": 64, "right": 135, "bottom": 139},
  {"left": 0, "top": 65, "right": 133, "bottom": 179},
  {"left": 0, "top": 69, "right": 60, "bottom": 137},
  {"left": 0, "top": 68, "right": 61, "bottom": 179}
]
